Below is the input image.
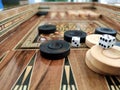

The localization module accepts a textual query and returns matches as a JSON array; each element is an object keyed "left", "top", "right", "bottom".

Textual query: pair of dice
[
  {"left": 71, "top": 34, "right": 116, "bottom": 49},
  {"left": 99, "top": 34, "right": 116, "bottom": 49}
]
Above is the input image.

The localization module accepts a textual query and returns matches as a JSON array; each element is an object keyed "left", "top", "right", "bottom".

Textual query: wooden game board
[{"left": 0, "top": 2, "right": 120, "bottom": 90}]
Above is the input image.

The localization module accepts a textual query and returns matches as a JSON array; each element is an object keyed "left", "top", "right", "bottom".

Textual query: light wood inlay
[
  {"left": 63, "top": 85, "right": 66, "bottom": 90},
  {"left": 22, "top": 66, "right": 32, "bottom": 84},
  {"left": 23, "top": 85, "right": 27, "bottom": 90},
  {"left": 71, "top": 85, "right": 76, "bottom": 90},
  {"left": 14, "top": 85, "right": 19, "bottom": 90},
  {"left": 65, "top": 66, "right": 70, "bottom": 84},
  {"left": 19, "top": 85, "right": 23, "bottom": 90},
  {"left": 67, "top": 85, "right": 71, "bottom": 90}
]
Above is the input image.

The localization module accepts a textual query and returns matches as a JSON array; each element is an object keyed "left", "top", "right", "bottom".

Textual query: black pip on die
[
  {"left": 71, "top": 36, "right": 81, "bottom": 47},
  {"left": 98, "top": 34, "right": 116, "bottom": 49}
]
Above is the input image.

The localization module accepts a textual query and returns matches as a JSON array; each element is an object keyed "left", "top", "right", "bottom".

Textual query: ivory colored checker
[
  {"left": 85, "top": 40, "right": 94, "bottom": 48},
  {"left": 89, "top": 45, "right": 120, "bottom": 75},
  {"left": 85, "top": 50, "right": 106, "bottom": 74},
  {"left": 85, "top": 34, "right": 102, "bottom": 48}
]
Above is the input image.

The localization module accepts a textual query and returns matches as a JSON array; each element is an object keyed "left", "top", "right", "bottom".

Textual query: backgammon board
[{"left": 0, "top": 2, "right": 120, "bottom": 90}]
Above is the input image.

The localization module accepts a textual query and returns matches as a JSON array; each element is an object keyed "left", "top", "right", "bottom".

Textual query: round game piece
[
  {"left": 64, "top": 30, "right": 87, "bottom": 43},
  {"left": 38, "top": 24, "right": 56, "bottom": 35},
  {"left": 85, "top": 34, "right": 102, "bottom": 48},
  {"left": 40, "top": 40, "right": 70, "bottom": 60},
  {"left": 94, "top": 27, "right": 117, "bottom": 36},
  {"left": 40, "top": 37, "right": 46, "bottom": 43},
  {"left": 36, "top": 11, "right": 48, "bottom": 16},
  {"left": 89, "top": 45, "right": 120, "bottom": 75},
  {"left": 85, "top": 50, "right": 106, "bottom": 74}
]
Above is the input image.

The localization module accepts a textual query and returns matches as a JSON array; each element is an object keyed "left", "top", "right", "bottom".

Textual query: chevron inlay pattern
[
  {"left": 12, "top": 55, "right": 36, "bottom": 90},
  {"left": 61, "top": 57, "right": 77, "bottom": 90},
  {"left": 105, "top": 76, "right": 120, "bottom": 90}
]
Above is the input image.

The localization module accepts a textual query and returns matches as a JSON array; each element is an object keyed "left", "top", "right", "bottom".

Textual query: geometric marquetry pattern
[
  {"left": 105, "top": 76, "right": 120, "bottom": 90},
  {"left": 61, "top": 57, "right": 77, "bottom": 90},
  {"left": 0, "top": 11, "right": 36, "bottom": 36},
  {"left": 12, "top": 55, "right": 36, "bottom": 90},
  {"left": 16, "top": 21, "right": 103, "bottom": 49}
]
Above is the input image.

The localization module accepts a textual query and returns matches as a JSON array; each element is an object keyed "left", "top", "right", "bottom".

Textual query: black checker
[
  {"left": 40, "top": 40, "right": 70, "bottom": 60},
  {"left": 64, "top": 30, "right": 87, "bottom": 43}
]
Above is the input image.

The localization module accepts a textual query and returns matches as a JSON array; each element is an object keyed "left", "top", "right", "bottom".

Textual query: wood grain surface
[
  {"left": 69, "top": 49, "right": 109, "bottom": 90},
  {"left": 30, "top": 51, "right": 64, "bottom": 90},
  {"left": 0, "top": 50, "right": 35, "bottom": 90},
  {"left": 0, "top": 15, "right": 39, "bottom": 57}
]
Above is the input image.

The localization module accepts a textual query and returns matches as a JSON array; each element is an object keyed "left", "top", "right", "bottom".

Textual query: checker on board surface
[
  {"left": 85, "top": 34, "right": 102, "bottom": 48},
  {"left": 85, "top": 45, "right": 120, "bottom": 75}
]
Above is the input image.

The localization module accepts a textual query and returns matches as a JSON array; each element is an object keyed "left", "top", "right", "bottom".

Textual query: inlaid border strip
[{"left": 61, "top": 57, "right": 77, "bottom": 90}]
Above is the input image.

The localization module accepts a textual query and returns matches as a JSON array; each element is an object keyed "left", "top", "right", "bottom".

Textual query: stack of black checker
[
  {"left": 36, "top": 11, "right": 48, "bottom": 16},
  {"left": 38, "top": 24, "right": 70, "bottom": 60}
]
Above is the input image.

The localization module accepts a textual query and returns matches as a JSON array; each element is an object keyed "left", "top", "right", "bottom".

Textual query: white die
[
  {"left": 71, "top": 36, "right": 80, "bottom": 47},
  {"left": 98, "top": 34, "right": 116, "bottom": 49}
]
